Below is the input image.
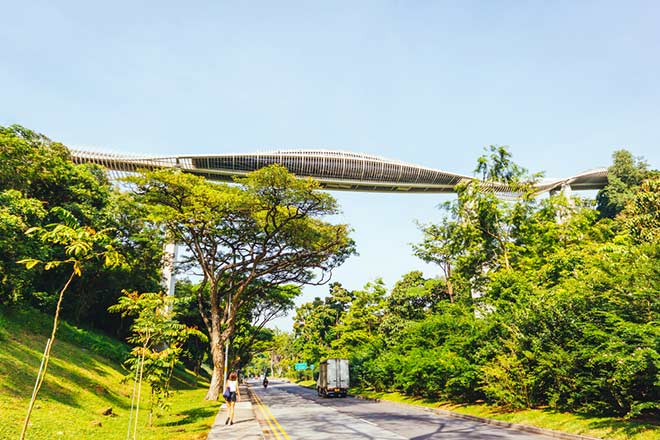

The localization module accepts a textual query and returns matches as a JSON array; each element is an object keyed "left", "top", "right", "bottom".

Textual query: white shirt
[{"left": 227, "top": 379, "right": 238, "bottom": 392}]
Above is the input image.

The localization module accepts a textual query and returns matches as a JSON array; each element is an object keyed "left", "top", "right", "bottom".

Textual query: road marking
[
  {"left": 249, "top": 389, "right": 281, "bottom": 439},
  {"left": 357, "top": 418, "right": 407, "bottom": 439},
  {"left": 254, "top": 394, "right": 291, "bottom": 440},
  {"left": 256, "top": 399, "right": 282, "bottom": 440},
  {"left": 260, "top": 399, "right": 292, "bottom": 440},
  {"left": 261, "top": 404, "right": 283, "bottom": 439},
  {"left": 251, "top": 388, "right": 291, "bottom": 440},
  {"left": 252, "top": 392, "right": 281, "bottom": 439}
]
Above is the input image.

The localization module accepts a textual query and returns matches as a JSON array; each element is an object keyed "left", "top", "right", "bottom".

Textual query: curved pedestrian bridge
[{"left": 70, "top": 149, "right": 607, "bottom": 194}]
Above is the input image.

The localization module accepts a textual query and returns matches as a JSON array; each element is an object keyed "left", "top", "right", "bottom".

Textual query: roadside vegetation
[
  {"left": 1, "top": 125, "right": 657, "bottom": 437},
  {"left": 0, "top": 307, "right": 220, "bottom": 439},
  {"left": 0, "top": 125, "right": 353, "bottom": 436},
  {"left": 266, "top": 147, "right": 659, "bottom": 437},
  {"left": 349, "top": 388, "right": 656, "bottom": 440}
]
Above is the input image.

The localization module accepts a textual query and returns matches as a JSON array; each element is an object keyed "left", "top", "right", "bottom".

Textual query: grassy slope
[{"left": 0, "top": 307, "right": 221, "bottom": 440}]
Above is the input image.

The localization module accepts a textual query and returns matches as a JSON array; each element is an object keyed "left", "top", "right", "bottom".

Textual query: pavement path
[
  {"left": 206, "top": 384, "right": 263, "bottom": 439},
  {"left": 247, "top": 380, "right": 555, "bottom": 440}
]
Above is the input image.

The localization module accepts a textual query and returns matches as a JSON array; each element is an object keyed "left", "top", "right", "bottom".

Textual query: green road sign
[{"left": 294, "top": 362, "right": 308, "bottom": 371}]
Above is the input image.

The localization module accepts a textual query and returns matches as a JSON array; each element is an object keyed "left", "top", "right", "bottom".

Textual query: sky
[{"left": 2, "top": 1, "right": 659, "bottom": 330}]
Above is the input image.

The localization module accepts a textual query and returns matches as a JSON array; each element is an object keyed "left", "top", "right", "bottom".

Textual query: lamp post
[{"left": 223, "top": 297, "right": 231, "bottom": 388}]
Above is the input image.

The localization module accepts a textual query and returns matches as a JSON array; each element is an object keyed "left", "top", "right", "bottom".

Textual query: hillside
[{"left": 0, "top": 307, "right": 221, "bottom": 439}]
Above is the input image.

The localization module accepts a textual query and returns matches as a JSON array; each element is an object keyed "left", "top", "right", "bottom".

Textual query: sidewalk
[{"left": 206, "top": 385, "right": 264, "bottom": 439}]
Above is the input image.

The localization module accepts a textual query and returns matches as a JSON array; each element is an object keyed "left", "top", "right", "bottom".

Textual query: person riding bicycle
[{"left": 262, "top": 375, "right": 269, "bottom": 388}]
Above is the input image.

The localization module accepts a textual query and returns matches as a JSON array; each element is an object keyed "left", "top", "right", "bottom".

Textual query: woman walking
[{"left": 225, "top": 371, "right": 241, "bottom": 425}]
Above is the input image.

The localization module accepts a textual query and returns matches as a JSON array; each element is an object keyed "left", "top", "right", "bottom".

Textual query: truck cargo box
[{"left": 317, "top": 358, "right": 349, "bottom": 397}]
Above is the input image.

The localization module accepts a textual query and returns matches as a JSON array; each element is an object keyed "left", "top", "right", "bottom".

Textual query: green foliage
[
  {"left": 394, "top": 347, "right": 476, "bottom": 399},
  {"left": 17, "top": 209, "right": 128, "bottom": 439},
  {"left": 0, "top": 125, "right": 163, "bottom": 336},
  {"left": 621, "top": 177, "right": 660, "bottom": 243},
  {"left": 0, "top": 307, "right": 219, "bottom": 440},
  {"left": 109, "top": 291, "right": 207, "bottom": 415},
  {"left": 0, "top": 190, "right": 47, "bottom": 303},
  {"left": 129, "top": 165, "right": 354, "bottom": 398},
  {"left": 475, "top": 145, "right": 537, "bottom": 185},
  {"left": 596, "top": 150, "right": 650, "bottom": 219},
  {"left": 290, "top": 147, "right": 659, "bottom": 421},
  {"left": 20, "top": 207, "right": 125, "bottom": 276}
]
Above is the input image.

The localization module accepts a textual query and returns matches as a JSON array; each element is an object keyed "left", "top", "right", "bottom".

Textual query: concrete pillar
[
  {"left": 554, "top": 183, "right": 574, "bottom": 224},
  {"left": 161, "top": 243, "right": 178, "bottom": 297}
]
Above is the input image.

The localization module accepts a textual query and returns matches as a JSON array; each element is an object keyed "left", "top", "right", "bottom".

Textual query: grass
[
  {"left": 349, "top": 387, "right": 658, "bottom": 440},
  {"left": 295, "top": 379, "right": 316, "bottom": 388},
  {"left": 0, "top": 306, "right": 222, "bottom": 440}
]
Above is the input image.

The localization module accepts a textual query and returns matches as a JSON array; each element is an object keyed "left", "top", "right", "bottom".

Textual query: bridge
[{"left": 70, "top": 149, "right": 608, "bottom": 195}]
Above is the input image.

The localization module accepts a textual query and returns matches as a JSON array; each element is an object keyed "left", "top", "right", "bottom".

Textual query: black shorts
[{"left": 227, "top": 391, "right": 237, "bottom": 402}]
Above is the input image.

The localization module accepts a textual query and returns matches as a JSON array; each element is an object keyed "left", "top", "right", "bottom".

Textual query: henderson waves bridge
[
  {"left": 69, "top": 149, "right": 609, "bottom": 195},
  {"left": 69, "top": 148, "right": 609, "bottom": 298}
]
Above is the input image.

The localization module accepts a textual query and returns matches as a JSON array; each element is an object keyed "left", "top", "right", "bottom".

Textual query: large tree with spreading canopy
[{"left": 130, "top": 165, "right": 355, "bottom": 399}]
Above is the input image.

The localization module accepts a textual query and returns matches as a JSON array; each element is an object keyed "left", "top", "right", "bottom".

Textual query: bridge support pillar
[
  {"left": 161, "top": 242, "right": 178, "bottom": 297},
  {"left": 551, "top": 183, "right": 574, "bottom": 223}
]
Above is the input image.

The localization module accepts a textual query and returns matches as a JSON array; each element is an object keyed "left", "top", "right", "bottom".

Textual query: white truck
[{"left": 317, "top": 358, "right": 349, "bottom": 397}]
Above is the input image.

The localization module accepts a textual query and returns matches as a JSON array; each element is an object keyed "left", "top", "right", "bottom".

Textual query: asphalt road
[{"left": 248, "top": 380, "right": 552, "bottom": 440}]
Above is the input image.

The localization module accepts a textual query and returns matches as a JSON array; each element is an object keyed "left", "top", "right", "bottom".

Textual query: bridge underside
[{"left": 70, "top": 149, "right": 608, "bottom": 195}]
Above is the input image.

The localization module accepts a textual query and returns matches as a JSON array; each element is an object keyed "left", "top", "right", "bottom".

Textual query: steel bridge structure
[
  {"left": 70, "top": 149, "right": 608, "bottom": 195},
  {"left": 68, "top": 147, "right": 608, "bottom": 309}
]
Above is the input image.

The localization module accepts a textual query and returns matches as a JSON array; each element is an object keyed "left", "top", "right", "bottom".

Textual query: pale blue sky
[{"left": 2, "top": 1, "right": 659, "bottom": 329}]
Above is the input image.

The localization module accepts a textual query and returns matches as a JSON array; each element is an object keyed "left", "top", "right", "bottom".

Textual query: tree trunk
[
  {"left": 205, "top": 332, "right": 225, "bottom": 400},
  {"left": 445, "top": 264, "right": 454, "bottom": 304}
]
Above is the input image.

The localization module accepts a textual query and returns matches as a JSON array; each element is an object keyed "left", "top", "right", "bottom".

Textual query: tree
[
  {"left": 0, "top": 125, "right": 113, "bottom": 306},
  {"left": 621, "top": 177, "right": 660, "bottom": 244},
  {"left": 293, "top": 297, "right": 334, "bottom": 363},
  {"left": 0, "top": 125, "right": 162, "bottom": 334},
  {"left": 286, "top": 147, "right": 659, "bottom": 418},
  {"left": 225, "top": 283, "right": 299, "bottom": 372},
  {"left": 332, "top": 280, "right": 387, "bottom": 353},
  {"left": 109, "top": 291, "right": 206, "bottom": 434},
  {"left": 248, "top": 330, "right": 297, "bottom": 379},
  {"left": 386, "top": 271, "right": 445, "bottom": 320},
  {"left": 64, "top": 191, "right": 166, "bottom": 335},
  {"left": 18, "top": 208, "right": 124, "bottom": 440},
  {"left": 415, "top": 145, "right": 540, "bottom": 301},
  {"left": 0, "top": 190, "right": 46, "bottom": 304},
  {"left": 413, "top": 220, "right": 459, "bottom": 303},
  {"left": 596, "top": 149, "right": 650, "bottom": 219},
  {"left": 0, "top": 125, "right": 112, "bottom": 226},
  {"left": 129, "top": 165, "right": 355, "bottom": 399}
]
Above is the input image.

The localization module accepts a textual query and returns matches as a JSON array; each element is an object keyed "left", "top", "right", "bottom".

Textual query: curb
[{"left": 350, "top": 394, "right": 601, "bottom": 440}]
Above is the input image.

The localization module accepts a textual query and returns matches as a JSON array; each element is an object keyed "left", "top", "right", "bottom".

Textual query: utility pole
[{"left": 223, "top": 298, "right": 231, "bottom": 388}]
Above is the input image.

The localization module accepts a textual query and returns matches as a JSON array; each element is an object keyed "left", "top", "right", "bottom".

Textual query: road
[{"left": 248, "top": 380, "right": 552, "bottom": 440}]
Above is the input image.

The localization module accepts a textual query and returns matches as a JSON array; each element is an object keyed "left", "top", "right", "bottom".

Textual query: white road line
[{"left": 358, "top": 418, "right": 407, "bottom": 439}]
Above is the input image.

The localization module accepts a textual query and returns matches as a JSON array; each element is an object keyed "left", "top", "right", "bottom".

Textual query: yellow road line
[
  {"left": 251, "top": 389, "right": 291, "bottom": 440},
  {"left": 250, "top": 390, "right": 282, "bottom": 440},
  {"left": 253, "top": 392, "right": 282, "bottom": 440},
  {"left": 257, "top": 400, "right": 282, "bottom": 440},
  {"left": 260, "top": 399, "right": 292, "bottom": 440}
]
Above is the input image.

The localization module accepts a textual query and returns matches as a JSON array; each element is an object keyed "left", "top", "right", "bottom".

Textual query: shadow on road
[{"left": 252, "top": 381, "right": 542, "bottom": 439}]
